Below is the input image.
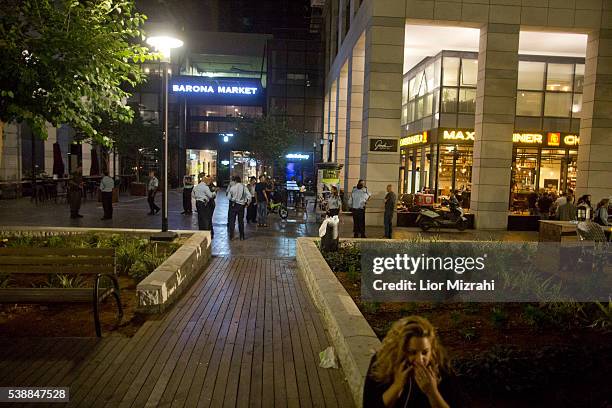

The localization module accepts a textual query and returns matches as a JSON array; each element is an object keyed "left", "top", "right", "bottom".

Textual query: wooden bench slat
[
  {"left": 0, "top": 265, "right": 115, "bottom": 274},
  {"left": 0, "top": 248, "right": 115, "bottom": 256},
  {"left": 0, "top": 256, "right": 114, "bottom": 265},
  {"left": 0, "top": 287, "right": 112, "bottom": 303}
]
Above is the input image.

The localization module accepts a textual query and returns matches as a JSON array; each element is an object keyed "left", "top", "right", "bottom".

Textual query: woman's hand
[
  {"left": 382, "top": 361, "right": 412, "bottom": 407},
  {"left": 414, "top": 362, "right": 437, "bottom": 396},
  {"left": 393, "top": 360, "right": 412, "bottom": 389},
  {"left": 414, "top": 363, "right": 449, "bottom": 408}
]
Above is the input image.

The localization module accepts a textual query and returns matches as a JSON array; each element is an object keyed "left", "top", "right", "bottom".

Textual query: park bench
[{"left": 0, "top": 247, "right": 123, "bottom": 337}]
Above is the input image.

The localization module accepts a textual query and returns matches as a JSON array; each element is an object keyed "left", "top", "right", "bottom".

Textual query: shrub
[
  {"left": 46, "top": 274, "right": 87, "bottom": 289},
  {"left": 321, "top": 241, "right": 360, "bottom": 273},
  {"left": 491, "top": 307, "right": 509, "bottom": 329},
  {"left": 128, "top": 249, "right": 166, "bottom": 283}
]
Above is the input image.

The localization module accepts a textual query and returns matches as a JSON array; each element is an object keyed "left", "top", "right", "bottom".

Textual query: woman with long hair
[{"left": 363, "top": 316, "right": 466, "bottom": 407}]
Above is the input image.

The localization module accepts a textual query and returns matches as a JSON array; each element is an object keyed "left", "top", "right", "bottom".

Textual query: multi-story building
[{"left": 319, "top": 0, "right": 612, "bottom": 229}]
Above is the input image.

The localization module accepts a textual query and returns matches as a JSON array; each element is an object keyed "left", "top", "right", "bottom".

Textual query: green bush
[
  {"left": 320, "top": 241, "right": 361, "bottom": 273},
  {"left": 128, "top": 249, "right": 166, "bottom": 283}
]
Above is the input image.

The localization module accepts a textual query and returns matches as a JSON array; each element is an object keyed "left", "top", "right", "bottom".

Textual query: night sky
[{"left": 137, "top": 0, "right": 313, "bottom": 37}]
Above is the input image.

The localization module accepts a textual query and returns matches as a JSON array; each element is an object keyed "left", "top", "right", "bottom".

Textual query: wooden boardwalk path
[{"left": 0, "top": 257, "right": 354, "bottom": 407}]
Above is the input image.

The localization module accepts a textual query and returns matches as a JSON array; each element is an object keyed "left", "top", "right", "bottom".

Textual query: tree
[
  {"left": 0, "top": 0, "right": 155, "bottom": 145},
  {"left": 238, "top": 112, "right": 297, "bottom": 174},
  {"left": 94, "top": 103, "right": 162, "bottom": 182}
]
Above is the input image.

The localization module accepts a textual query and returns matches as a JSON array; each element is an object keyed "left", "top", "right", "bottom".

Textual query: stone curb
[
  {"left": 296, "top": 237, "right": 381, "bottom": 408},
  {"left": 137, "top": 231, "right": 211, "bottom": 313}
]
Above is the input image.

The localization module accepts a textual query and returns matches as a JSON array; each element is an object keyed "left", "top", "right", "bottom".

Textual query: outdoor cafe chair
[{"left": 577, "top": 221, "right": 608, "bottom": 243}]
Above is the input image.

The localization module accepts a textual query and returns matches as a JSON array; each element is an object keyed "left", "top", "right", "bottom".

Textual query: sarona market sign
[{"left": 172, "top": 84, "right": 258, "bottom": 95}]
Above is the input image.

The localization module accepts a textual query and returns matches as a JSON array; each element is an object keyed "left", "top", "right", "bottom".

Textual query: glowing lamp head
[{"left": 146, "top": 35, "right": 183, "bottom": 61}]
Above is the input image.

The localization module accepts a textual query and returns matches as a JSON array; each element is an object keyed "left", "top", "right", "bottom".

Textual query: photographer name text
[{"left": 372, "top": 279, "right": 495, "bottom": 292}]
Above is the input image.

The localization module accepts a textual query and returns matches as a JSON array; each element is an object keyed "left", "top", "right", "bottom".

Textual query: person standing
[
  {"left": 383, "top": 184, "right": 396, "bottom": 239},
  {"left": 193, "top": 174, "right": 216, "bottom": 234},
  {"left": 246, "top": 176, "right": 257, "bottom": 223},
  {"left": 327, "top": 185, "right": 341, "bottom": 217},
  {"left": 349, "top": 179, "right": 371, "bottom": 238},
  {"left": 595, "top": 198, "right": 611, "bottom": 241},
  {"left": 182, "top": 175, "right": 194, "bottom": 214},
  {"left": 228, "top": 176, "right": 251, "bottom": 240},
  {"left": 99, "top": 170, "right": 114, "bottom": 220},
  {"left": 147, "top": 170, "right": 160, "bottom": 215},
  {"left": 207, "top": 176, "right": 217, "bottom": 238},
  {"left": 255, "top": 175, "right": 269, "bottom": 227},
  {"left": 226, "top": 177, "right": 236, "bottom": 226},
  {"left": 68, "top": 166, "right": 84, "bottom": 219}
]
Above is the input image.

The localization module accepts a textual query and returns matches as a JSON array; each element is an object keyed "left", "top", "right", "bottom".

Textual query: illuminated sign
[
  {"left": 563, "top": 135, "right": 580, "bottom": 146},
  {"left": 547, "top": 132, "right": 561, "bottom": 146},
  {"left": 443, "top": 130, "right": 475, "bottom": 141},
  {"left": 172, "top": 84, "right": 258, "bottom": 95},
  {"left": 286, "top": 153, "right": 310, "bottom": 160},
  {"left": 369, "top": 138, "right": 399, "bottom": 152},
  {"left": 400, "top": 132, "right": 428, "bottom": 146},
  {"left": 513, "top": 133, "right": 543, "bottom": 144}
]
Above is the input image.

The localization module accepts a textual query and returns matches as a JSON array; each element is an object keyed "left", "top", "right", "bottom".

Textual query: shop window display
[{"left": 511, "top": 148, "right": 539, "bottom": 214}]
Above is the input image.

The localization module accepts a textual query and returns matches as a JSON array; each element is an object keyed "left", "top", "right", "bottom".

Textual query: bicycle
[{"left": 268, "top": 200, "right": 288, "bottom": 220}]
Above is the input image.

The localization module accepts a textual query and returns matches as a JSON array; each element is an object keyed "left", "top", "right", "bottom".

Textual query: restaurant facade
[{"left": 320, "top": 0, "right": 612, "bottom": 229}]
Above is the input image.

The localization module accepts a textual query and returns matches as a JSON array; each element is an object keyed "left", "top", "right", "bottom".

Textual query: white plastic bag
[
  {"left": 328, "top": 215, "right": 340, "bottom": 239},
  {"left": 318, "top": 218, "right": 330, "bottom": 238},
  {"left": 319, "top": 346, "right": 338, "bottom": 369}
]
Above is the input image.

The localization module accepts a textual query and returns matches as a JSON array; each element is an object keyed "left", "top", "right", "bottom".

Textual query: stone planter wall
[
  {"left": 137, "top": 231, "right": 211, "bottom": 313},
  {"left": 296, "top": 237, "right": 381, "bottom": 408}
]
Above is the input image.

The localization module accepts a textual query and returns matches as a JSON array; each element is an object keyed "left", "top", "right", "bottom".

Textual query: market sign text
[
  {"left": 172, "top": 84, "right": 258, "bottom": 95},
  {"left": 400, "top": 132, "right": 428, "bottom": 147}
]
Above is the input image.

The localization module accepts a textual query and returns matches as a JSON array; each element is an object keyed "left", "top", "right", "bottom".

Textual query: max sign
[{"left": 369, "top": 138, "right": 399, "bottom": 152}]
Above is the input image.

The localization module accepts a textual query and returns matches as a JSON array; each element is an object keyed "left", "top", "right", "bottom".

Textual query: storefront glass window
[
  {"left": 572, "top": 94, "right": 582, "bottom": 118},
  {"left": 511, "top": 148, "right": 538, "bottom": 213},
  {"left": 460, "top": 59, "right": 478, "bottom": 86},
  {"left": 402, "top": 78, "right": 409, "bottom": 104},
  {"left": 567, "top": 150, "right": 578, "bottom": 193},
  {"left": 518, "top": 61, "right": 545, "bottom": 90},
  {"left": 516, "top": 91, "right": 542, "bottom": 116},
  {"left": 442, "top": 57, "right": 460, "bottom": 86},
  {"left": 401, "top": 105, "right": 407, "bottom": 124},
  {"left": 539, "top": 149, "right": 565, "bottom": 193},
  {"left": 441, "top": 88, "right": 458, "bottom": 113},
  {"left": 574, "top": 64, "right": 585, "bottom": 93},
  {"left": 546, "top": 63, "right": 573, "bottom": 92},
  {"left": 544, "top": 92, "right": 572, "bottom": 117},
  {"left": 458, "top": 89, "right": 476, "bottom": 113},
  {"left": 437, "top": 145, "right": 456, "bottom": 197},
  {"left": 407, "top": 101, "right": 415, "bottom": 122},
  {"left": 416, "top": 97, "right": 424, "bottom": 119}
]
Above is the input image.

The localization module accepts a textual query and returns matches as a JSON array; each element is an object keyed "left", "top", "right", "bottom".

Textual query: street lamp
[
  {"left": 319, "top": 137, "right": 325, "bottom": 162},
  {"left": 146, "top": 33, "right": 184, "bottom": 238},
  {"left": 326, "top": 132, "right": 335, "bottom": 163}
]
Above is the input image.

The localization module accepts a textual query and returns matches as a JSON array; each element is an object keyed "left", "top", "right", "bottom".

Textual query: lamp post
[
  {"left": 319, "top": 137, "right": 325, "bottom": 162},
  {"left": 326, "top": 132, "right": 335, "bottom": 163},
  {"left": 146, "top": 34, "right": 184, "bottom": 238}
]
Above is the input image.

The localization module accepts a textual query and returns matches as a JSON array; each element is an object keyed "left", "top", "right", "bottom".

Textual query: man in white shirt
[
  {"left": 193, "top": 173, "right": 216, "bottom": 234},
  {"left": 227, "top": 176, "right": 252, "bottom": 240},
  {"left": 99, "top": 170, "right": 114, "bottom": 220},
  {"left": 147, "top": 170, "right": 160, "bottom": 215}
]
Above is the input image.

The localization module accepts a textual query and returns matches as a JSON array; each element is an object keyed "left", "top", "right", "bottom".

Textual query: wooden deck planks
[{"left": 0, "top": 256, "right": 354, "bottom": 408}]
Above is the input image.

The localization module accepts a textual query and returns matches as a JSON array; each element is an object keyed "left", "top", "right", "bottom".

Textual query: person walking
[
  {"left": 147, "top": 170, "right": 160, "bottom": 215},
  {"left": 228, "top": 176, "right": 251, "bottom": 240},
  {"left": 99, "top": 170, "right": 114, "bottom": 220},
  {"left": 246, "top": 176, "right": 257, "bottom": 223},
  {"left": 182, "top": 175, "right": 194, "bottom": 214},
  {"left": 558, "top": 193, "right": 577, "bottom": 221},
  {"left": 595, "top": 198, "right": 611, "bottom": 241},
  {"left": 383, "top": 184, "right": 396, "bottom": 239},
  {"left": 255, "top": 175, "right": 269, "bottom": 227},
  {"left": 68, "top": 166, "right": 84, "bottom": 219},
  {"left": 193, "top": 174, "right": 216, "bottom": 234},
  {"left": 327, "top": 185, "right": 341, "bottom": 217},
  {"left": 226, "top": 177, "right": 236, "bottom": 226},
  {"left": 349, "top": 179, "right": 371, "bottom": 238}
]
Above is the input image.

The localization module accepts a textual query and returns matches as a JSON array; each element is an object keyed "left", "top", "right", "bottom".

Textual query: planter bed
[
  {"left": 0, "top": 229, "right": 210, "bottom": 337},
  {"left": 298, "top": 237, "right": 612, "bottom": 407}
]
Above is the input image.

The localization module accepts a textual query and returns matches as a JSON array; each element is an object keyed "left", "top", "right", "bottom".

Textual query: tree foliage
[
  {"left": 0, "top": 0, "right": 155, "bottom": 142},
  {"left": 238, "top": 112, "right": 297, "bottom": 168}
]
